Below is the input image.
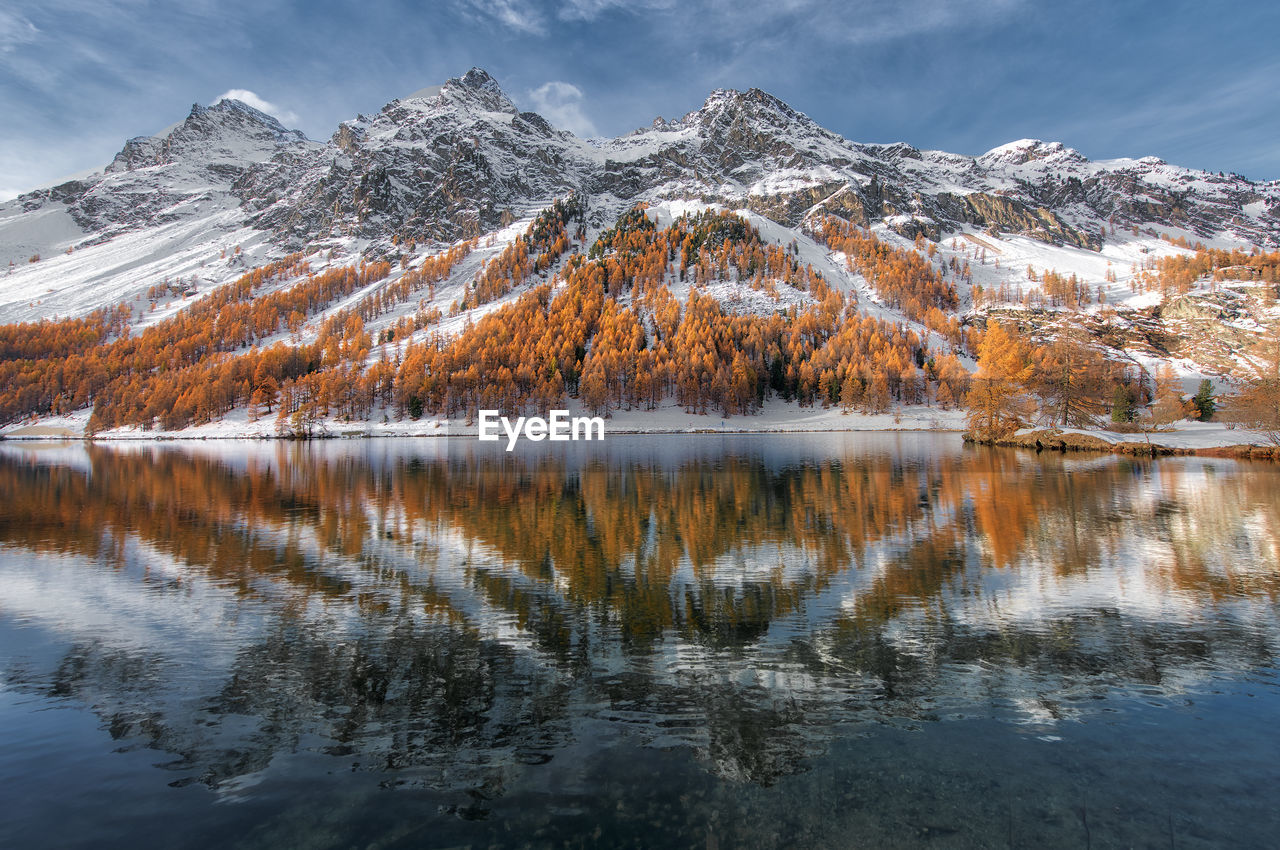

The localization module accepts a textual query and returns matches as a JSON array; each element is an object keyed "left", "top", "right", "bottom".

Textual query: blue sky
[{"left": 2, "top": 0, "right": 1278, "bottom": 200}]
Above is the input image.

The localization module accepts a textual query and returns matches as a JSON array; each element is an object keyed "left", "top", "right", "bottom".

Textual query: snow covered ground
[
  {"left": 2, "top": 94, "right": 1276, "bottom": 450},
  {"left": 5, "top": 400, "right": 1275, "bottom": 455},
  {"left": 1018, "top": 420, "right": 1275, "bottom": 451},
  {"left": 0, "top": 399, "right": 967, "bottom": 440}
]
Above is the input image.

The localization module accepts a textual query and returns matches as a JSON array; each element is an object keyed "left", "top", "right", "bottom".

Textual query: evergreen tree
[
  {"left": 1192, "top": 379, "right": 1216, "bottom": 421},
  {"left": 1111, "top": 384, "right": 1137, "bottom": 424}
]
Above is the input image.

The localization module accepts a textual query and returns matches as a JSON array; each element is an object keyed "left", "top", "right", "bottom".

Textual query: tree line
[{"left": 3, "top": 200, "right": 1277, "bottom": 441}]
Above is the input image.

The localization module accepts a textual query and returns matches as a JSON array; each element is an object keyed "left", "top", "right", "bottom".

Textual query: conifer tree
[
  {"left": 964, "top": 321, "right": 1032, "bottom": 440},
  {"left": 1029, "top": 331, "right": 1109, "bottom": 427},
  {"left": 1192, "top": 379, "right": 1216, "bottom": 421},
  {"left": 1111, "top": 384, "right": 1137, "bottom": 424},
  {"left": 1231, "top": 326, "right": 1280, "bottom": 443},
  {"left": 1150, "top": 364, "right": 1186, "bottom": 428}
]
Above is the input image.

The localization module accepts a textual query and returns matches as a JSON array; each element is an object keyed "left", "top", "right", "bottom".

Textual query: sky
[{"left": 2, "top": 0, "right": 1278, "bottom": 201}]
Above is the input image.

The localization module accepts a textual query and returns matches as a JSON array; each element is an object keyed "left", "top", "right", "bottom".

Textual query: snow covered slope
[
  {"left": 0, "top": 98, "right": 316, "bottom": 323},
  {"left": 3, "top": 67, "right": 1277, "bottom": 327},
  {"left": 236, "top": 68, "right": 599, "bottom": 249}
]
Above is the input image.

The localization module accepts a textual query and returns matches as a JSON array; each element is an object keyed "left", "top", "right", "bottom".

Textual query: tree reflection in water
[{"left": 1, "top": 435, "right": 1278, "bottom": 804}]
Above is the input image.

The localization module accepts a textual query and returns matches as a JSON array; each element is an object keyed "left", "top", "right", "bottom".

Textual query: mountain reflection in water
[{"left": 1, "top": 434, "right": 1277, "bottom": 848}]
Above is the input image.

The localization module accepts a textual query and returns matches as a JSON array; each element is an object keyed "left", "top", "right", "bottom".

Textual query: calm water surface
[{"left": 0, "top": 434, "right": 1277, "bottom": 848}]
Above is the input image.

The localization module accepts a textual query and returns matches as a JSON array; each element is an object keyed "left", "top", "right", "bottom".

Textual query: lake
[{"left": 1, "top": 434, "right": 1278, "bottom": 848}]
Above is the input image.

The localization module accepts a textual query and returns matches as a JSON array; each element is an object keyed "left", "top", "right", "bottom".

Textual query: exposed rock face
[
  {"left": 11, "top": 98, "right": 316, "bottom": 241},
  {"left": 235, "top": 68, "right": 596, "bottom": 247},
  {"left": 106, "top": 100, "right": 308, "bottom": 175},
  {"left": 4, "top": 68, "right": 1280, "bottom": 270},
  {"left": 934, "top": 192, "right": 1098, "bottom": 249},
  {"left": 589, "top": 103, "right": 1276, "bottom": 249}
]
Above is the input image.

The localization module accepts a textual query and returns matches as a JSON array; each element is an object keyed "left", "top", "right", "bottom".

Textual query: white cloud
[
  {"left": 459, "top": 0, "right": 1022, "bottom": 44},
  {"left": 214, "top": 89, "right": 300, "bottom": 127},
  {"left": 0, "top": 10, "right": 40, "bottom": 52},
  {"left": 526, "top": 81, "right": 598, "bottom": 138},
  {"left": 829, "top": 0, "right": 1027, "bottom": 44},
  {"left": 462, "top": 0, "right": 547, "bottom": 35},
  {"left": 556, "top": 0, "right": 675, "bottom": 22},
  {"left": 690, "top": 0, "right": 1026, "bottom": 49}
]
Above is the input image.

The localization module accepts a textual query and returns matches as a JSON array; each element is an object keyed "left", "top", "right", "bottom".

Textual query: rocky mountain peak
[
  {"left": 372, "top": 68, "right": 527, "bottom": 135},
  {"left": 439, "top": 67, "right": 518, "bottom": 115},
  {"left": 455, "top": 67, "right": 499, "bottom": 90},
  {"left": 237, "top": 67, "right": 594, "bottom": 247},
  {"left": 977, "top": 139, "right": 1087, "bottom": 169},
  {"left": 206, "top": 98, "right": 302, "bottom": 138},
  {"left": 686, "top": 87, "right": 807, "bottom": 131},
  {"left": 673, "top": 85, "right": 850, "bottom": 170},
  {"left": 7, "top": 66, "right": 1279, "bottom": 309},
  {"left": 106, "top": 97, "right": 309, "bottom": 174}
]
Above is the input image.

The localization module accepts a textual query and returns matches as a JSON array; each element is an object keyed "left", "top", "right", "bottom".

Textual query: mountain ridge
[
  {"left": 5, "top": 68, "right": 1277, "bottom": 266},
  {"left": 0, "top": 67, "right": 1277, "bottom": 445}
]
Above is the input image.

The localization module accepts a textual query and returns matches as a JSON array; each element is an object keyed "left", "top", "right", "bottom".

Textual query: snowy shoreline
[
  {"left": 0, "top": 399, "right": 968, "bottom": 441},
  {"left": 3, "top": 402, "right": 1275, "bottom": 460},
  {"left": 971, "top": 423, "right": 1278, "bottom": 459}
]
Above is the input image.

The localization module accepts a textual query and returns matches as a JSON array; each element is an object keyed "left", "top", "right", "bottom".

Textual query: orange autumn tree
[
  {"left": 1028, "top": 330, "right": 1113, "bottom": 427},
  {"left": 1230, "top": 324, "right": 1280, "bottom": 444},
  {"left": 964, "top": 320, "right": 1033, "bottom": 441},
  {"left": 1148, "top": 363, "right": 1188, "bottom": 428}
]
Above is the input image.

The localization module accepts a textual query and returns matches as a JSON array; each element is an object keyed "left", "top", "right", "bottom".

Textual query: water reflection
[{"left": 1, "top": 435, "right": 1278, "bottom": 842}]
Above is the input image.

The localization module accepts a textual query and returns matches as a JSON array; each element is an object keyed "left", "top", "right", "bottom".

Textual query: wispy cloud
[
  {"left": 464, "top": 0, "right": 1024, "bottom": 45},
  {"left": 0, "top": 0, "right": 251, "bottom": 96},
  {"left": 555, "top": 0, "right": 676, "bottom": 22},
  {"left": 525, "top": 81, "right": 598, "bottom": 137},
  {"left": 460, "top": 0, "right": 547, "bottom": 35},
  {"left": 1045, "top": 60, "right": 1280, "bottom": 172},
  {"left": 0, "top": 9, "right": 39, "bottom": 52},
  {"left": 796, "top": 0, "right": 1027, "bottom": 45},
  {"left": 215, "top": 88, "right": 300, "bottom": 127}
]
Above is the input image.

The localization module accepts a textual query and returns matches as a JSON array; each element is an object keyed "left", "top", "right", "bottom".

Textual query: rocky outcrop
[
  {"left": 237, "top": 68, "right": 596, "bottom": 247},
  {"left": 9, "top": 98, "right": 316, "bottom": 241},
  {"left": 965, "top": 428, "right": 1278, "bottom": 460},
  {"left": 934, "top": 192, "right": 1098, "bottom": 249},
  {"left": 5, "top": 68, "right": 1280, "bottom": 280}
]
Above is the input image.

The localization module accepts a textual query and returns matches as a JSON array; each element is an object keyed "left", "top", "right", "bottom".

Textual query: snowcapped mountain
[
  {"left": 2, "top": 66, "right": 1277, "bottom": 326},
  {"left": 21, "top": 98, "right": 314, "bottom": 241},
  {"left": 592, "top": 86, "right": 1278, "bottom": 250},
  {"left": 0, "top": 98, "right": 317, "bottom": 323},
  {"left": 237, "top": 68, "right": 597, "bottom": 248}
]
